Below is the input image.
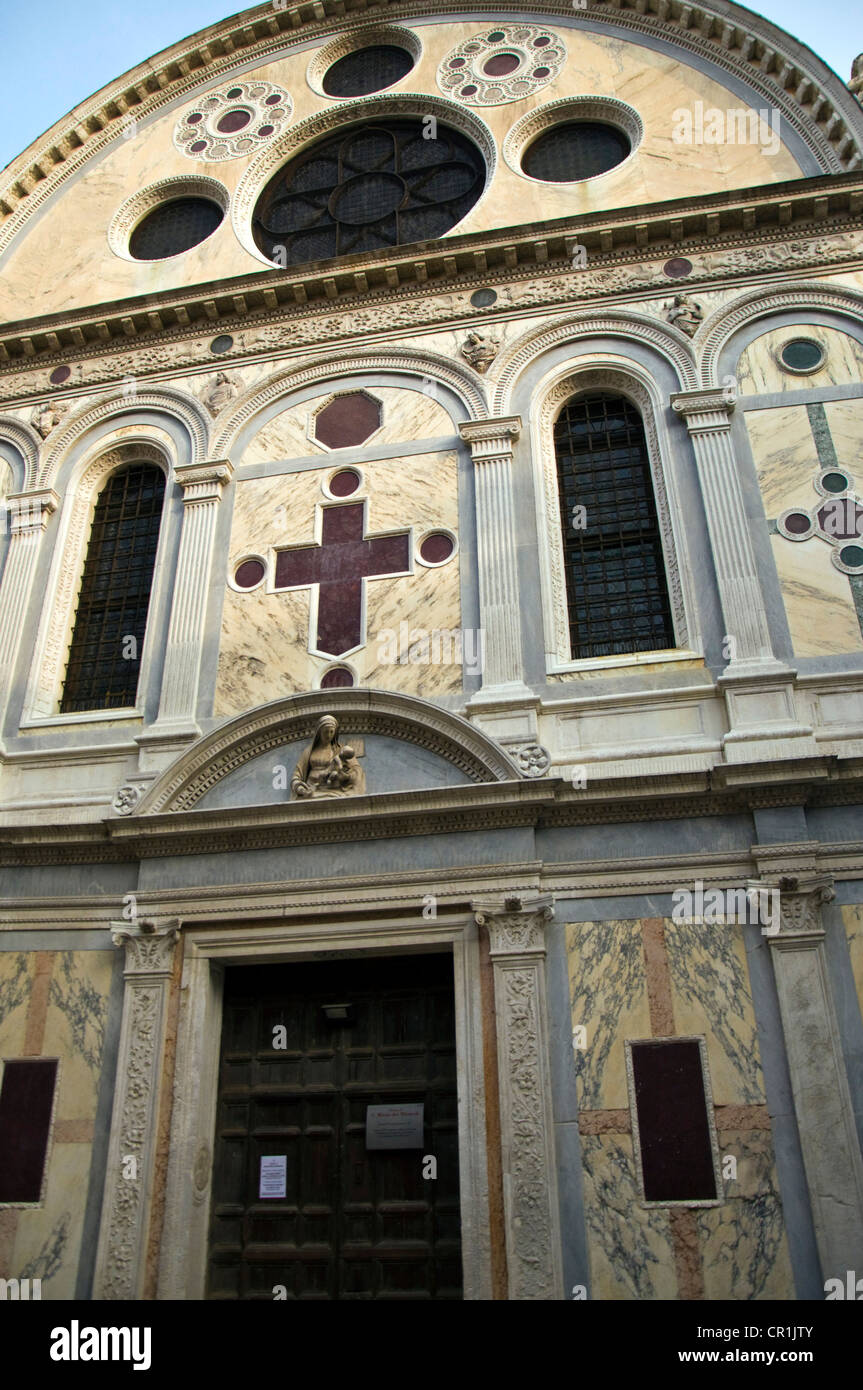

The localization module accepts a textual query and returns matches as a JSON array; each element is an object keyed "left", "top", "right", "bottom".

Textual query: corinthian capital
[
  {"left": 473, "top": 894, "right": 554, "bottom": 955},
  {"left": 670, "top": 388, "right": 736, "bottom": 432},
  {"left": 749, "top": 875, "right": 835, "bottom": 942},
  {"left": 111, "top": 920, "right": 180, "bottom": 975},
  {"left": 173, "top": 459, "right": 233, "bottom": 502},
  {"left": 458, "top": 417, "right": 522, "bottom": 461}
]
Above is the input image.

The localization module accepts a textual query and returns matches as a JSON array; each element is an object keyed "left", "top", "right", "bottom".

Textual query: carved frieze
[
  {"left": 94, "top": 922, "right": 179, "bottom": 1300},
  {"left": 2, "top": 235, "right": 861, "bottom": 408}
]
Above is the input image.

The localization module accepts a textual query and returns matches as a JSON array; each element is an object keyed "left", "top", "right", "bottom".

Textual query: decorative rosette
[
  {"left": 174, "top": 81, "right": 292, "bottom": 161},
  {"left": 438, "top": 25, "right": 566, "bottom": 106}
]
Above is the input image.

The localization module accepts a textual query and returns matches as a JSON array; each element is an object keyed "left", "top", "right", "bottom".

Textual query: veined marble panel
[
  {"left": 0, "top": 950, "right": 114, "bottom": 1300},
  {"left": 841, "top": 904, "right": 863, "bottom": 1014},
  {"left": 771, "top": 533, "right": 862, "bottom": 656},
  {"left": 41, "top": 951, "right": 111, "bottom": 1120},
  {"left": 745, "top": 404, "right": 818, "bottom": 515},
  {"left": 566, "top": 920, "right": 651, "bottom": 1112},
  {"left": 698, "top": 1129, "right": 794, "bottom": 1299},
  {"left": 0, "top": 950, "right": 34, "bottom": 1053},
  {"left": 242, "top": 386, "right": 456, "bottom": 465},
  {"left": 824, "top": 399, "right": 863, "bottom": 475},
  {"left": 737, "top": 325, "right": 863, "bottom": 396},
  {"left": 580, "top": 1133, "right": 677, "bottom": 1300},
  {"left": 664, "top": 919, "right": 764, "bottom": 1105},
  {"left": 215, "top": 449, "right": 462, "bottom": 714}
]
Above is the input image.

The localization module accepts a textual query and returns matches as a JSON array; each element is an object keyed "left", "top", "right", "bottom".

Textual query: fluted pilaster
[
  {"left": 154, "top": 460, "right": 232, "bottom": 731},
  {"left": 671, "top": 390, "right": 772, "bottom": 664},
  {"left": 459, "top": 418, "right": 530, "bottom": 696},
  {"left": 0, "top": 490, "right": 58, "bottom": 738}
]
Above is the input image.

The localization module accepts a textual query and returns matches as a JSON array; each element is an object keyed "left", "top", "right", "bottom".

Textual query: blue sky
[{"left": 0, "top": 0, "right": 860, "bottom": 171}]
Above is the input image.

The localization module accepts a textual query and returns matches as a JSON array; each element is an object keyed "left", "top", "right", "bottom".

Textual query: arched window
[
  {"left": 60, "top": 463, "right": 166, "bottom": 712},
  {"left": 554, "top": 392, "right": 674, "bottom": 659}
]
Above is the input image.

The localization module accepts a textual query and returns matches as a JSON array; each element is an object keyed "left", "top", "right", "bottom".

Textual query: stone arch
[
  {"left": 698, "top": 282, "right": 863, "bottom": 385},
  {"left": 37, "top": 387, "right": 210, "bottom": 488},
  {"left": 212, "top": 349, "right": 489, "bottom": 457},
  {"left": 528, "top": 360, "right": 695, "bottom": 670},
  {"left": 491, "top": 312, "right": 698, "bottom": 414},
  {"left": 137, "top": 688, "right": 522, "bottom": 814},
  {"left": 0, "top": 416, "right": 39, "bottom": 492}
]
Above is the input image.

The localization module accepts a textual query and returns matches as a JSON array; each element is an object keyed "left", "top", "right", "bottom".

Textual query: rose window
[{"left": 252, "top": 120, "right": 485, "bottom": 266}]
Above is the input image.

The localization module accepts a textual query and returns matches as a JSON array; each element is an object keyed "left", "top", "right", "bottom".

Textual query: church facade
[{"left": 1, "top": 0, "right": 862, "bottom": 1300}]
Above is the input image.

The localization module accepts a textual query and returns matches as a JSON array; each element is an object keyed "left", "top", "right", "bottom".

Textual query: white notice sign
[
  {"left": 366, "top": 1103, "right": 424, "bottom": 1150},
  {"left": 259, "top": 1154, "right": 287, "bottom": 1199}
]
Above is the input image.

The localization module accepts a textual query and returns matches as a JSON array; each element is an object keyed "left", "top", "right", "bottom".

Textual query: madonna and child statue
[{"left": 290, "top": 715, "right": 366, "bottom": 799}]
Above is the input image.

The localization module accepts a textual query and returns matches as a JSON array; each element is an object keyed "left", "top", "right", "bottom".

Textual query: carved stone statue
[
  {"left": 666, "top": 292, "right": 704, "bottom": 337},
  {"left": 850, "top": 54, "right": 863, "bottom": 101},
  {"left": 291, "top": 715, "right": 366, "bottom": 799},
  {"left": 200, "top": 371, "right": 237, "bottom": 414},
  {"left": 461, "top": 331, "right": 499, "bottom": 374},
  {"left": 30, "top": 402, "right": 69, "bottom": 439}
]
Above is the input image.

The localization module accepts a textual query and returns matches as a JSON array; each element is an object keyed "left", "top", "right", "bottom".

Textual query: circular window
[
  {"left": 50, "top": 365, "right": 72, "bottom": 385},
  {"left": 780, "top": 338, "right": 825, "bottom": 373},
  {"left": 471, "top": 288, "right": 497, "bottom": 308},
  {"left": 252, "top": 120, "right": 485, "bottom": 268},
  {"left": 664, "top": 258, "right": 692, "bottom": 279},
  {"left": 129, "top": 197, "right": 224, "bottom": 260},
  {"left": 324, "top": 45, "right": 414, "bottom": 97},
  {"left": 210, "top": 335, "right": 234, "bottom": 355},
  {"left": 522, "top": 121, "right": 631, "bottom": 182}
]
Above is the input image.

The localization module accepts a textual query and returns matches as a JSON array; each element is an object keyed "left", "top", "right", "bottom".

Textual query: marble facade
[{"left": 0, "top": 0, "right": 862, "bottom": 1304}]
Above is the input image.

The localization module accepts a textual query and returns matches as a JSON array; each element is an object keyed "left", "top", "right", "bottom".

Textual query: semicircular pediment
[{"left": 137, "top": 689, "right": 521, "bottom": 814}]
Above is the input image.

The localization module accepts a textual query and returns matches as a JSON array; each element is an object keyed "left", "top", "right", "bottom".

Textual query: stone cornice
[
  {"left": 0, "top": 174, "right": 861, "bottom": 392},
  {"left": 5, "top": 758, "right": 863, "bottom": 864},
  {"left": 1, "top": 0, "right": 861, "bottom": 252}
]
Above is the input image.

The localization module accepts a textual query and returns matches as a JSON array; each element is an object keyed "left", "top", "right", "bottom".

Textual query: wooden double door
[{"left": 207, "top": 953, "right": 462, "bottom": 1299}]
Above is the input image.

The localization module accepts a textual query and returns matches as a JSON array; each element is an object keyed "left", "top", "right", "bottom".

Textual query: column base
[{"left": 468, "top": 681, "right": 535, "bottom": 707}]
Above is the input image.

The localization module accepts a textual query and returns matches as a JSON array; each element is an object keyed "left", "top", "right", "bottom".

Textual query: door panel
[{"left": 207, "top": 954, "right": 462, "bottom": 1300}]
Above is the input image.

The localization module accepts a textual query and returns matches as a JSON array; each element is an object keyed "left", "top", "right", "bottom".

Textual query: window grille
[
  {"left": 59, "top": 464, "right": 165, "bottom": 712},
  {"left": 554, "top": 392, "right": 674, "bottom": 659}
]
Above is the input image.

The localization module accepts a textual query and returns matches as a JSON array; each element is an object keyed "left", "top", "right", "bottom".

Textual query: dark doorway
[{"left": 207, "top": 953, "right": 462, "bottom": 1299}]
